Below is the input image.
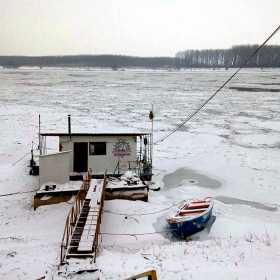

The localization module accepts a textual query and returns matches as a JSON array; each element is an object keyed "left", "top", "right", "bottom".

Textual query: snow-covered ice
[{"left": 0, "top": 67, "right": 279, "bottom": 279}]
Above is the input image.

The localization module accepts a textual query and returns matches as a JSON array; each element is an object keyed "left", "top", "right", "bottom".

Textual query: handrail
[
  {"left": 125, "top": 270, "right": 157, "bottom": 280},
  {"left": 60, "top": 168, "right": 92, "bottom": 265},
  {"left": 93, "top": 168, "right": 107, "bottom": 262}
]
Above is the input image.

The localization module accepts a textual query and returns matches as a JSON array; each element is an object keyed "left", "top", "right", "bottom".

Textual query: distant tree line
[
  {"left": 1, "top": 45, "right": 280, "bottom": 69},
  {"left": 0, "top": 55, "right": 175, "bottom": 69},
  {"left": 175, "top": 45, "right": 280, "bottom": 68}
]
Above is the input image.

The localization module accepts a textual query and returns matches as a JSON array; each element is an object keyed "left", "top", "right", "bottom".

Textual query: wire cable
[
  {"left": 11, "top": 151, "right": 31, "bottom": 166},
  {"left": 62, "top": 196, "right": 74, "bottom": 205},
  {"left": 154, "top": 25, "right": 280, "bottom": 144},
  {"left": 100, "top": 230, "right": 169, "bottom": 236},
  {"left": 0, "top": 190, "right": 37, "bottom": 198},
  {"left": 103, "top": 201, "right": 183, "bottom": 216}
]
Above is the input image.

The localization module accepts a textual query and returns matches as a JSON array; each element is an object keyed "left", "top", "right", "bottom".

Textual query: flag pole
[{"left": 151, "top": 104, "right": 153, "bottom": 165}]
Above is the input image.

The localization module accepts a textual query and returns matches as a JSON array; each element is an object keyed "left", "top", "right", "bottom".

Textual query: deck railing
[
  {"left": 60, "top": 168, "right": 92, "bottom": 265},
  {"left": 93, "top": 169, "right": 107, "bottom": 262}
]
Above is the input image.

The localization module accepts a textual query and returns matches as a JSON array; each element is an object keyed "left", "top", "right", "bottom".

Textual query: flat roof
[
  {"left": 40, "top": 132, "right": 152, "bottom": 137},
  {"left": 39, "top": 151, "right": 71, "bottom": 157}
]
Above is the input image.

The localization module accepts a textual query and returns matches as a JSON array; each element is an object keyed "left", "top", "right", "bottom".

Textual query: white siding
[
  {"left": 59, "top": 135, "right": 137, "bottom": 174},
  {"left": 39, "top": 151, "right": 70, "bottom": 185}
]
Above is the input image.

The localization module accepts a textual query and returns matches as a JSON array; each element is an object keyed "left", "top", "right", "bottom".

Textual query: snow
[
  {"left": 38, "top": 181, "right": 82, "bottom": 192},
  {"left": 0, "top": 67, "right": 280, "bottom": 279}
]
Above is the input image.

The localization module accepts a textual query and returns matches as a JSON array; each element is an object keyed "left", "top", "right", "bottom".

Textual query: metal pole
[
  {"left": 151, "top": 104, "right": 153, "bottom": 164},
  {"left": 39, "top": 114, "right": 41, "bottom": 155}
]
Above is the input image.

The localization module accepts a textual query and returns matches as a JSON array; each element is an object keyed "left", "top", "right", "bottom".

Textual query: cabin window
[{"left": 89, "top": 142, "right": 106, "bottom": 155}]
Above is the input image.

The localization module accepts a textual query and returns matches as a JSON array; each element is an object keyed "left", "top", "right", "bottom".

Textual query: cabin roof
[{"left": 40, "top": 132, "right": 151, "bottom": 137}]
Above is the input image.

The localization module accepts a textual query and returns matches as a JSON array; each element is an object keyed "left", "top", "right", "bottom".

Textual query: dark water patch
[
  {"left": 0, "top": 71, "right": 20, "bottom": 74},
  {"left": 230, "top": 86, "right": 280, "bottom": 92},
  {"left": 18, "top": 82, "right": 56, "bottom": 87},
  {"left": 18, "top": 83, "right": 44, "bottom": 87},
  {"left": 215, "top": 196, "right": 277, "bottom": 212},
  {"left": 68, "top": 74, "right": 95, "bottom": 78},
  {"left": 163, "top": 167, "right": 222, "bottom": 189},
  {"left": 219, "top": 134, "right": 230, "bottom": 140},
  {"left": 206, "top": 109, "right": 223, "bottom": 116},
  {"left": 237, "top": 112, "right": 270, "bottom": 120},
  {"left": 178, "top": 125, "right": 189, "bottom": 132},
  {"left": 258, "top": 83, "right": 280, "bottom": 85},
  {"left": 273, "top": 146, "right": 280, "bottom": 149}
]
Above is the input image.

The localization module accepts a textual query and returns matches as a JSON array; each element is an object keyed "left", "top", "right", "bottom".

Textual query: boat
[
  {"left": 105, "top": 171, "right": 149, "bottom": 202},
  {"left": 166, "top": 197, "right": 214, "bottom": 238}
]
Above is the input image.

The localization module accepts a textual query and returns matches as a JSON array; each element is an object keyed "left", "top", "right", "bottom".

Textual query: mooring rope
[
  {"left": 103, "top": 201, "right": 182, "bottom": 216},
  {"left": 11, "top": 151, "right": 31, "bottom": 166},
  {"left": 154, "top": 25, "right": 280, "bottom": 144},
  {"left": 100, "top": 230, "right": 169, "bottom": 236},
  {"left": 0, "top": 190, "right": 37, "bottom": 197}
]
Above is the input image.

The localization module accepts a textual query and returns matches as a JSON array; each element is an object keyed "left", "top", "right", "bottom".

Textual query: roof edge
[{"left": 40, "top": 132, "right": 152, "bottom": 137}]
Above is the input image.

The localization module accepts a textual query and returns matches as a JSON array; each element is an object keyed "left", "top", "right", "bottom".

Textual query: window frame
[{"left": 89, "top": 142, "right": 106, "bottom": 155}]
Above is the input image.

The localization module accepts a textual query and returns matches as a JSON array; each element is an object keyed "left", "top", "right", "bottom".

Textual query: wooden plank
[
  {"left": 88, "top": 214, "right": 98, "bottom": 218},
  {"left": 179, "top": 209, "right": 206, "bottom": 215},
  {"left": 77, "top": 219, "right": 97, "bottom": 251},
  {"left": 73, "top": 179, "right": 104, "bottom": 255},
  {"left": 77, "top": 245, "right": 93, "bottom": 252},
  {"left": 188, "top": 202, "right": 210, "bottom": 207},
  {"left": 81, "top": 228, "right": 96, "bottom": 234},
  {"left": 84, "top": 224, "right": 96, "bottom": 229},
  {"left": 80, "top": 229, "right": 96, "bottom": 237},
  {"left": 84, "top": 224, "right": 97, "bottom": 227},
  {"left": 86, "top": 218, "right": 98, "bottom": 222},
  {"left": 66, "top": 253, "right": 93, "bottom": 257},
  {"left": 191, "top": 200, "right": 207, "bottom": 204},
  {"left": 86, "top": 216, "right": 98, "bottom": 221}
]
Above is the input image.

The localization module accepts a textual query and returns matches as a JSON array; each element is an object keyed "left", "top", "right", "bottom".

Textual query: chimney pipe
[{"left": 68, "top": 115, "right": 71, "bottom": 134}]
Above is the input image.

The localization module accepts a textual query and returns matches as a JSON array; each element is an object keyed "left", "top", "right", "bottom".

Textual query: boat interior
[{"left": 179, "top": 199, "right": 211, "bottom": 215}]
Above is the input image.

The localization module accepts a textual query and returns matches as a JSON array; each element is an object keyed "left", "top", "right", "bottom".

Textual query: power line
[{"left": 154, "top": 25, "right": 280, "bottom": 144}]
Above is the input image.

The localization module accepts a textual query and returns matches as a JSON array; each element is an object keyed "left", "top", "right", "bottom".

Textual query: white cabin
[{"left": 39, "top": 132, "right": 153, "bottom": 180}]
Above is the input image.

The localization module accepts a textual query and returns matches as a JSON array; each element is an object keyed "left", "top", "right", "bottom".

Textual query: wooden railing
[
  {"left": 60, "top": 168, "right": 92, "bottom": 265},
  {"left": 93, "top": 169, "right": 107, "bottom": 262},
  {"left": 59, "top": 168, "right": 108, "bottom": 265},
  {"left": 125, "top": 270, "right": 157, "bottom": 280}
]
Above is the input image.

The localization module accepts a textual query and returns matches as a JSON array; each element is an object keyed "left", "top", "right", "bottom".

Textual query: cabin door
[{"left": 74, "top": 142, "right": 88, "bottom": 172}]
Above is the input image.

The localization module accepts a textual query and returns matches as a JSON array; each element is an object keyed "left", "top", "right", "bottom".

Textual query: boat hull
[
  {"left": 167, "top": 207, "right": 213, "bottom": 238},
  {"left": 166, "top": 198, "right": 214, "bottom": 238}
]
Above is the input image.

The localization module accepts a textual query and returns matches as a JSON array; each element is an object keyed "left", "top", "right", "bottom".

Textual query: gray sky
[{"left": 1, "top": 0, "right": 280, "bottom": 57}]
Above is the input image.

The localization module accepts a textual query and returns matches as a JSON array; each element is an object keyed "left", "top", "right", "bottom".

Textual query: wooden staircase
[
  {"left": 65, "top": 200, "right": 94, "bottom": 258},
  {"left": 60, "top": 169, "right": 107, "bottom": 265}
]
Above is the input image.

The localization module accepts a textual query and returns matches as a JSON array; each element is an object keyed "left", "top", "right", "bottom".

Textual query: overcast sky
[{"left": 1, "top": 0, "right": 280, "bottom": 57}]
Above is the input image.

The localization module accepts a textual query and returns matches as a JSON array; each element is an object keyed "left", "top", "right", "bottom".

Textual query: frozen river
[
  {"left": 0, "top": 67, "right": 280, "bottom": 279},
  {"left": 1, "top": 67, "right": 279, "bottom": 195},
  {"left": 1, "top": 67, "right": 279, "bottom": 137}
]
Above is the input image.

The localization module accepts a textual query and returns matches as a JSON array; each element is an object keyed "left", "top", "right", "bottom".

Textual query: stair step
[{"left": 66, "top": 253, "right": 93, "bottom": 259}]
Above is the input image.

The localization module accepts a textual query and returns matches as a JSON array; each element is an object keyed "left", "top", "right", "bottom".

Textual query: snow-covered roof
[{"left": 40, "top": 132, "right": 152, "bottom": 137}]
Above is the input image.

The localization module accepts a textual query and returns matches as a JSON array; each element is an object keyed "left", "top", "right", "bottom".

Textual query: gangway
[{"left": 60, "top": 169, "right": 107, "bottom": 265}]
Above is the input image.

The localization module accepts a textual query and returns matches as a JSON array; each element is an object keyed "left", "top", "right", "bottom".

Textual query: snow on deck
[
  {"left": 76, "top": 180, "right": 103, "bottom": 253},
  {"left": 37, "top": 180, "right": 82, "bottom": 194}
]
